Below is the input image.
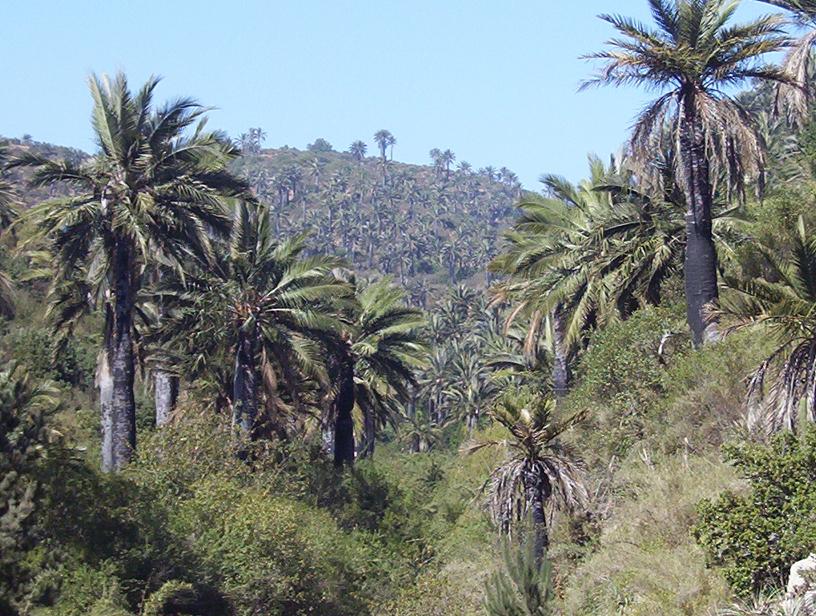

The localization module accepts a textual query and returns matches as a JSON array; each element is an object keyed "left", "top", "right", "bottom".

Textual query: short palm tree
[
  {"left": 583, "top": 0, "right": 790, "bottom": 346},
  {"left": 160, "top": 201, "right": 352, "bottom": 439},
  {"left": 491, "top": 155, "right": 687, "bottom": 394},
  {"left": 348, "top": 140, "right": 367, "bottom": 162},
  {"left": 716, "top": 216, "right": 816, "bottom": 435},
  {"left": 468, "top": 391, "right": 587, "bottom": 565},
  {"left": 16, "top": 73, "right": 247, "bottom": 471}
]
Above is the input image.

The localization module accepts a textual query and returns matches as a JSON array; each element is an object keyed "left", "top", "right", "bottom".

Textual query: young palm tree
[
  {"left": 331, "top": 278, "right": 426, "bottom": 464},
  {"left": 468, "top": 391, "right": 587, "bottom": 565},
  {"left": 716, "top": 216, "right": 816, "bottom": 436},
  {"left": 160, "top": 201, "right": 352, "bottom": 439},
  {"left": 583, "top": 0, "right": 789, "bottom": 346},
  {"left": 16, "top": 73, "right": 247, "bottom": 471}
]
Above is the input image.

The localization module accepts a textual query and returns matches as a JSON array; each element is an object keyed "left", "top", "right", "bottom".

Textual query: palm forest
[{"left": 10, "top": 1, "right": 816, "bottom": 614}]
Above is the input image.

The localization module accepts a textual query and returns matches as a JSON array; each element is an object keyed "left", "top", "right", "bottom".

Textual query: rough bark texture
[
  {"left": 104, "top": 240, "right": 137, "bottom": 472},
  {"left": 524, "top": 467, "right": 550, "bottom": 569},
  {"left": 154, "top": 369, "right": 179, "bottom": 427},
  {"left": 679, "top": 93, "right": 719, "bottom": 347},
  {"left": 98, "top": 350, "right": 114, "bottom": 472},
  {"left": 232, "top": 327, "right": 258, "bottom": 435},
  {"left": 333, "top": 345, "right": 356, "bottom": 467},
  {"left": 551, "top": 307, "right": 570, "bottom": 401}
]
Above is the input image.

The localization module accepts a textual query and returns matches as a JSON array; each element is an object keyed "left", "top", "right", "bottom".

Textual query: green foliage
[
  {"left": 569, "top": 305, "right": 687, "bottom": 459},
  {"left": 484, "top": 538, "right": 554, "bottom": 616},
  {"left": 0, "top": 365, "right": 59, "bottom": 613},
  {"left": 695, "top": 428, "right": 816, "bottom": 596}
]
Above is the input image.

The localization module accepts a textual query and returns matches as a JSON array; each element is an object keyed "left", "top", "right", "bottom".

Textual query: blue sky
[{"left": 1, "top": 1, "right": 772, "bottom": 187}]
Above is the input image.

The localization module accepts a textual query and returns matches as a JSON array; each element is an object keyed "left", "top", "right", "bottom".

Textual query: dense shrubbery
[{"left": 695, "top": 428, "right": 816, "bottom": 596}]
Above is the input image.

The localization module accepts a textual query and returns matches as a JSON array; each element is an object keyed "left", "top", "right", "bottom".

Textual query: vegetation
[{"left": 8, "top": 1, "right": 816, "bottom": 614}]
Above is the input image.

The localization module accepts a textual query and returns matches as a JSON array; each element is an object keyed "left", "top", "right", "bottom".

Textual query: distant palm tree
[
  {"left": 441, "top": 149, "right": 456, "bottom": 180},
  {"left": 468, "top": 392, "right": 587, "bottom": 565},
  {"left": 348, "top": 140, "right": 367, "bottom": 162},
  {"left": 16, "top": 73, "right": 246, "bottom": 471},
  {"left": 583, "top": 0, "right": 789, "bottom": 346},
  {"left": 373, "top": 129, "right": 393, "bottom": 162}
]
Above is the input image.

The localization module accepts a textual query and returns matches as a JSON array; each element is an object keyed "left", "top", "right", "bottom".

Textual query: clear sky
[{"left": 0, "top": 1, "right": 772, "bottom": 188}]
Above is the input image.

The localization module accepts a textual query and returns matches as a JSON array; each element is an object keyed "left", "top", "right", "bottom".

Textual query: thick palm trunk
[
  {"left": 679, "top": 95, "right": 719, "bottom": 347},
  {"left": 333, "top": 346, "right": 356, "bottom": 467},
  {"left": 102, "top": 242, "right": 137, "bottom": 472},
  {"left": 552, "top": 307, "right": 570, "bottom": 401},
  {"left": 154, "top": 369, "right": 179, "bottom": 426},
  {"left": 523, "top": 469, "right": 550, "bottom": 569},
  {"left": 232, "top": 327, "right": 258, "bottom": 435}
]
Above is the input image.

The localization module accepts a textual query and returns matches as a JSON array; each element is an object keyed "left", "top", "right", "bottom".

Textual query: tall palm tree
[
  {"left": 715, "top": 216, "right": 816, "bottom": 435},
  {"left": 160, "top": 202, "right": 351, "bottom": 439},
  {"left": 15, "top": 73, "right": 247, "bottom": 471},
  {"left": 373, "top": 130, "right": 393, "bottom": 163},
  {"left": 468, "top": 391, "right": 587, "bottom": 565},
  {"left": 583, "top": 0, "right": 789, "bottom": 346},
  {"left": 331, "top": 278, "right": 426, "bottom": 463}
]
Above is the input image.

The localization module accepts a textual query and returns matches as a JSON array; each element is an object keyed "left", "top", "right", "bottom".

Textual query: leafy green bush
[
  {"left": 694, "top": 428, "right": 816, "bottom": 595},
  {"left": 568, "top": 305, "right": 687, "bottom": 460}
]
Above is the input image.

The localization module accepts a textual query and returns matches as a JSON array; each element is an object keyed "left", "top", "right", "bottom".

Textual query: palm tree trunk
[
  {"left": 359, "top": 405, "right": 375, "bottom": 459},
  {"left": 154, "top": 369, "right": 179, "bottom": 426},
  {"left": 679, "top": 95, "right": 719, "bottom": 347},
  {"left": 524, "top": 468, "right": 550, "bottom": 569},
  {"left": 232, "top": 327, "right": 257, "bottom": 435},
  {"left": 333, "top": 346, "right": 356, "bottom": 467},
  {"left": 104, "top": 242, "right": 137, "bottom": 472},
  {"left": 552, "top": 307, "right": 570, "bottom": 401}
]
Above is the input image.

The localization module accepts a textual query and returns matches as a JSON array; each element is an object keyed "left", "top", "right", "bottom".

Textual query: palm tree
[
  {"left": 715, "top": 216, "right": 816, "bottom": 435},
  {"left": 348, "top": 140, "right": 367, "bottom": 162},
  {"left": 16, "top": 73, "right": 247, "bottom": 471},
  {"left": 491, "top": 155, "right": 687, "bottom": 395},
  {"left": 441, "top": 149, "right": 456, "bottom": 180},
  {"left": 757, "top": 0, "right": 816, "bottom": 124},
  {"left": 468, "top": 391, "right": 587, "bottom": 565},
  {"left": 332, "top": 278, "right": 426, "bottom": 463},
  {"left": 161, "top": 202, "right": 351, "bottom": 439},
  {"left": 0, "top": 145, "right": 19, "bottom": 318},
  {"left": 373, "top": 130, "right": 393, "bottom": 163},
  {"left": 583, "top": 0, "right": 789, "bottom": 346}
]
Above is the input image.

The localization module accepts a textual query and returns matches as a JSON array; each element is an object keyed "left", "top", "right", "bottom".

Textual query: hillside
[{"left": 232, "top": 138, "right": 522, "bottom": 302}]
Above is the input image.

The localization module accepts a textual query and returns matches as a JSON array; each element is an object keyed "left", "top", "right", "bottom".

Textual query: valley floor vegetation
[{"left": 7, "top": 1, "right": 816, "bottom": 614}]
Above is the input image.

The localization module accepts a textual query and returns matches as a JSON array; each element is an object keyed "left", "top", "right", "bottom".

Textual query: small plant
[{"left": 484, "top": 535, "right": 554, "bottom": 616}]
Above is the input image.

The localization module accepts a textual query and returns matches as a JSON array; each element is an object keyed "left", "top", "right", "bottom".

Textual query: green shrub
[
  {"left": 568, "top": 305, "right": 687, "bottom": 461},
  {"left": 694, "top": 428, "right": 816, "bottom": 595}
]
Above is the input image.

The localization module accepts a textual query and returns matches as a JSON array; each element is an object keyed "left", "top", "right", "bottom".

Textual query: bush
[{"left": 694, "top": 428, "right": 816, "bottom": 596}]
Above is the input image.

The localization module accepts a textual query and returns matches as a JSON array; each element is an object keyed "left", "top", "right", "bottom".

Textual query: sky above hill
[{"left": 2, "top": 1, "right": 773, "bottom": 188}]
